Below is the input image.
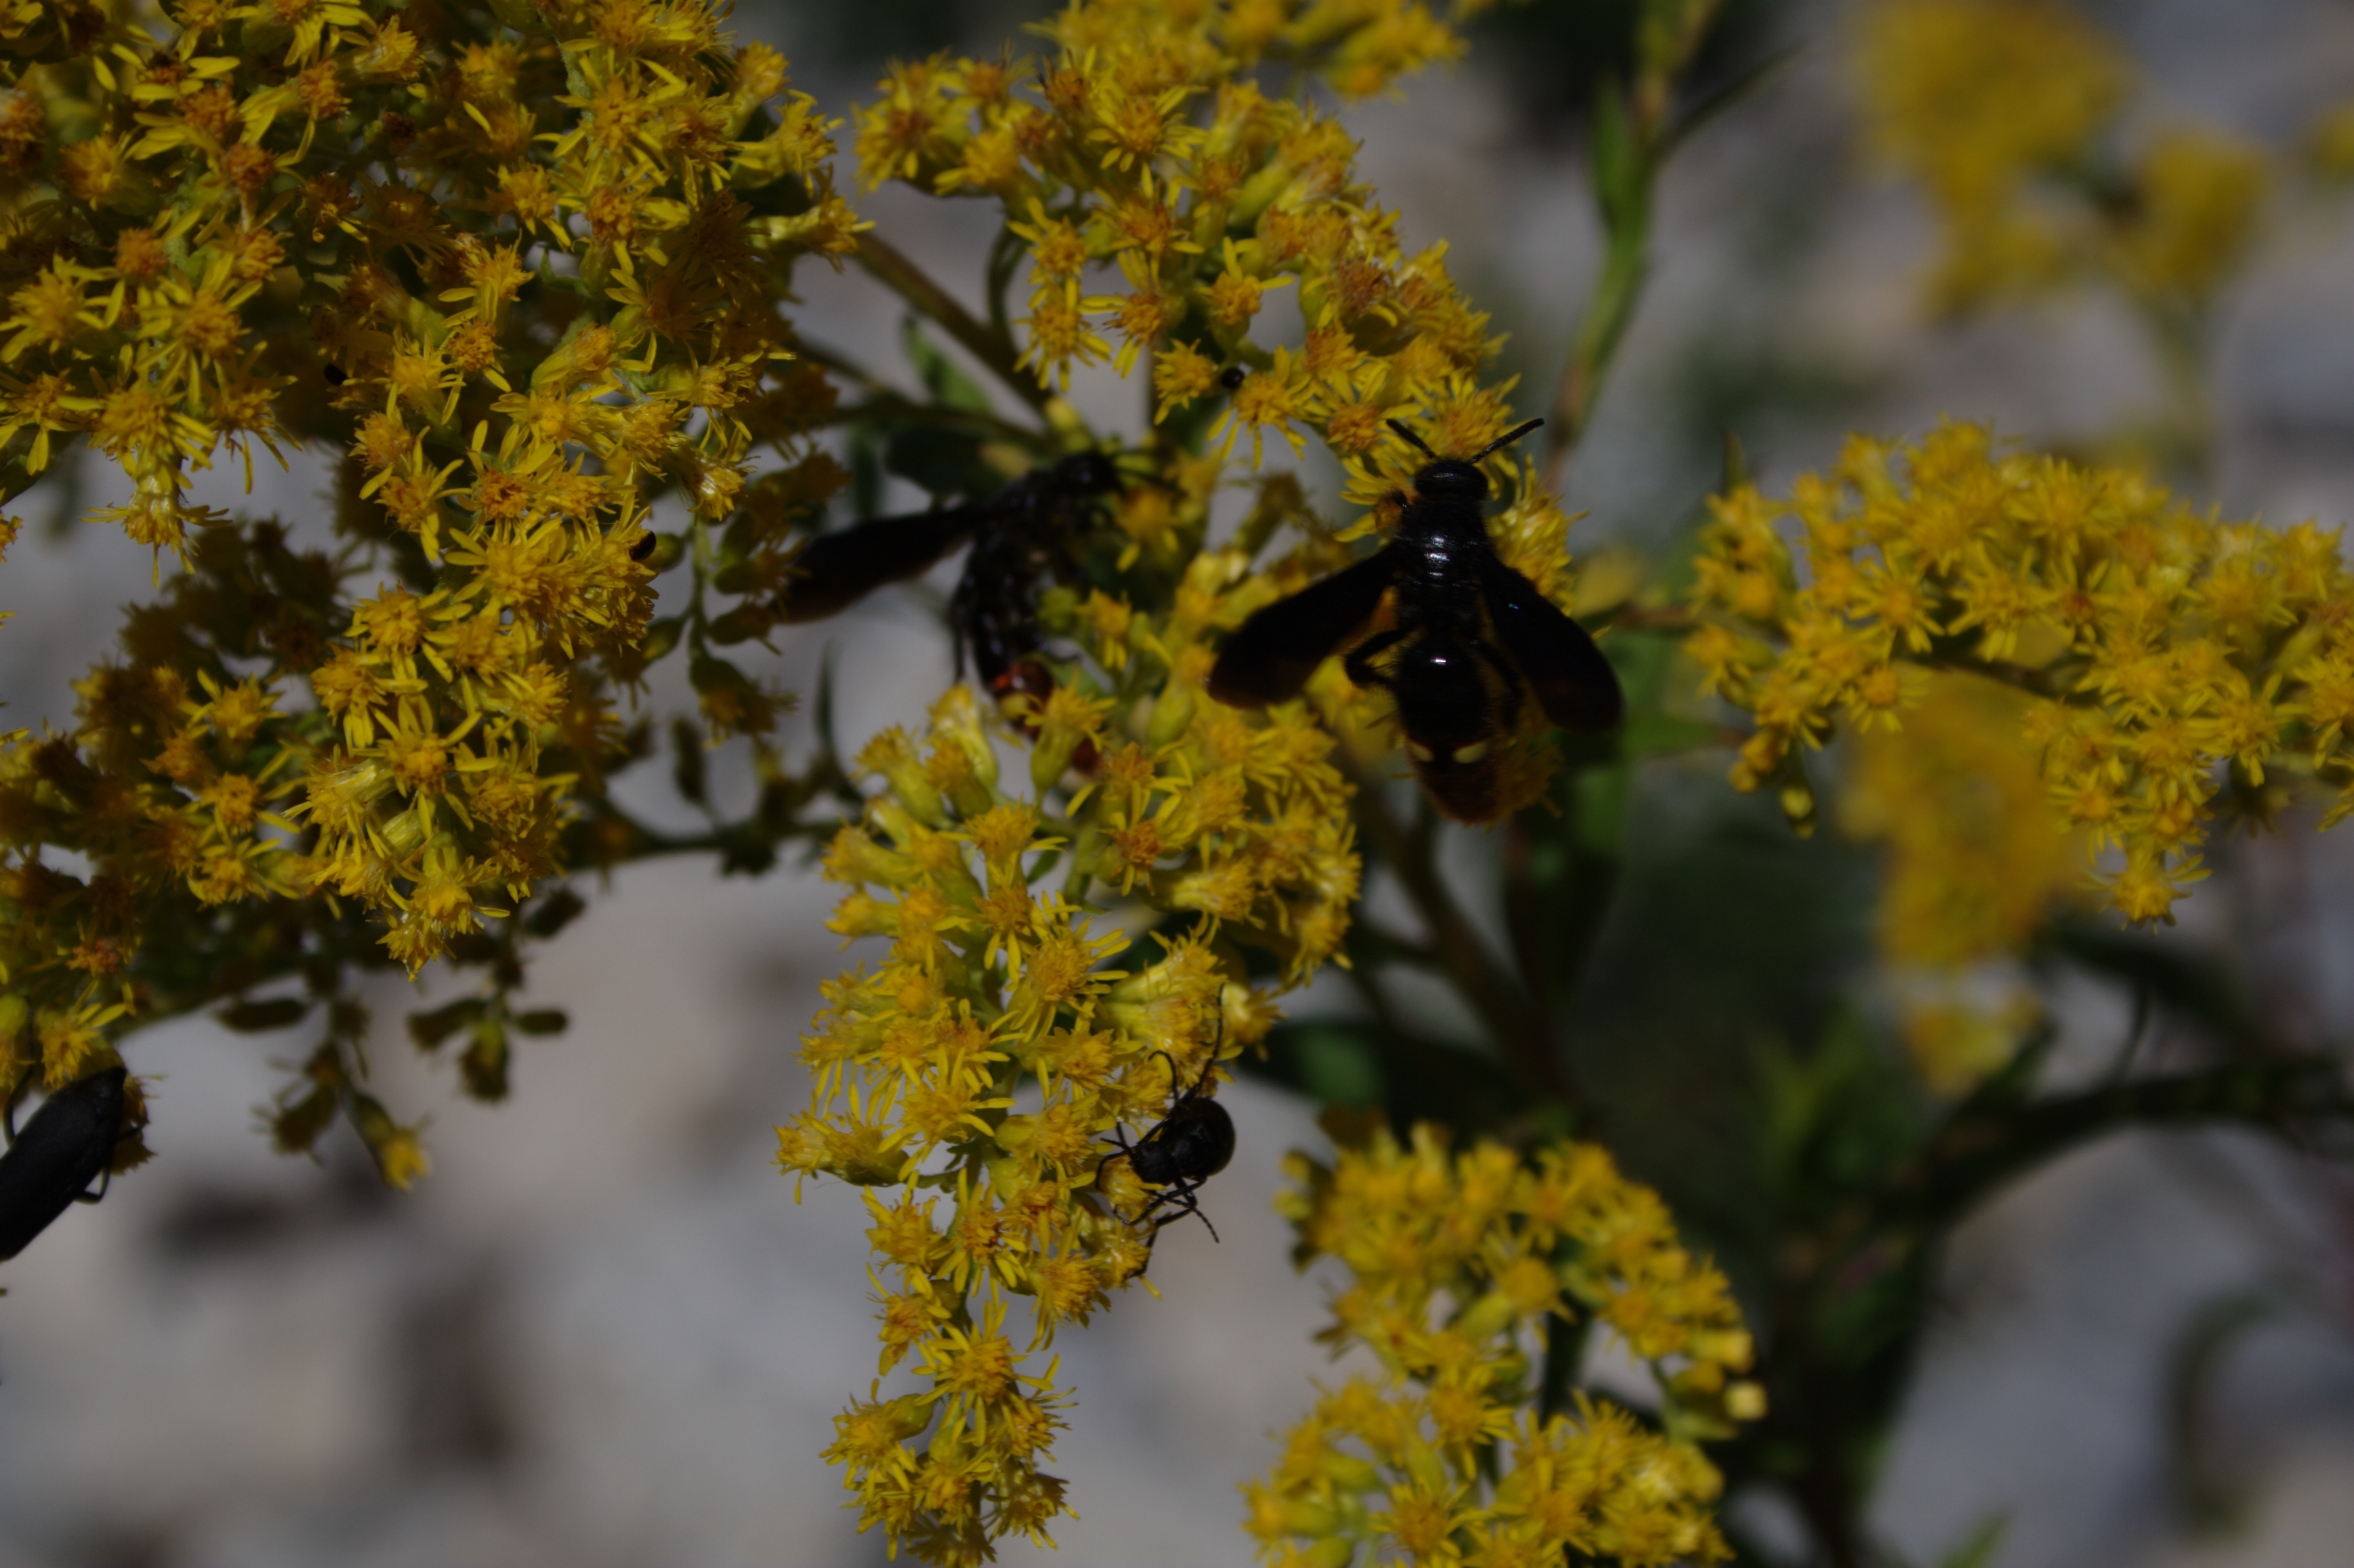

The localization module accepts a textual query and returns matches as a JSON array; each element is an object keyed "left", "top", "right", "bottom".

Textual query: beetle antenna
[
  {"left": 1385, "top": 419, "right": 1438, "bottom": 458},
  {"left": 1471, "top": 418, "right": 1544, "bottom": 464}
]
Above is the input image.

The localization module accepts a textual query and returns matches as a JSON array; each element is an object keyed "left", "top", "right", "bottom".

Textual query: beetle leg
[
  {"left": 1145, "top": 1180, "right": 1221, "bottom": 1244},
  {"left": 1093, "top": 1125, "right": 1138, "bottom": 1195}
]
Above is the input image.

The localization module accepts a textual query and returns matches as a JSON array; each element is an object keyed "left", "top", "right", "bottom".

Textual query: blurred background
[{"left": 4, "top": 1, "right": 2354, "bottom": 1563}]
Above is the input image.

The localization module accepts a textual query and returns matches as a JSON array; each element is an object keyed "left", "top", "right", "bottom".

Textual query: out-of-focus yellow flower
[
  {"left": 1842, "top": 671, "right": 2080, "bottom": 1087},
  {"left": 1857, "top": 0, "right": 2128, "bottom": 209},
  {"left": 2108, "top": 129, "right": 2270, "bottom": 309},
  {"left": 1855, "top": 1, "right": 2272, "bottom": 317},
  {"left": 1842, "top": 669, "right": 2080, "bottom": 965},
  {"left": 1896, "top": 985, "right": 2045, "bottom": 1096},
  {"left": 2307, "top": 101, "right": 2354, "bottom": 180}
]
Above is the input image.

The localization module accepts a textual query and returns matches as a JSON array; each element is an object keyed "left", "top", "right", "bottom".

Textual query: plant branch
[
  {"left": 853, "top": 230, "right": 1052, "bottom": 417},
  {"left": 1336, "top": 751, "right": 1571, "bottom": 1108},
  {"left": 1541, "top": 0, "right": 1744, "bottom": 493}
]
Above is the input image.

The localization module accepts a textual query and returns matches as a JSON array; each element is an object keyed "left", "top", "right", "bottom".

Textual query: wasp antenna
[
  {"left": 1472, "top": 418, "right": 1545, "bottom": 464},
  {"left": 1386, "top": 419, "right": 1439, "bottom": 458}
]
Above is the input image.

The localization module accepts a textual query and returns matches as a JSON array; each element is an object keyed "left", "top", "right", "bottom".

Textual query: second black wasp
[
  {"left": 775, "top": 451, "right": 1121, "bottom": 712},
  {"left": 1, "top": 1066, "right": 129, "bottom": 1262},
  {"left": 1207, "top": 417, "right": 1623, "bottom": 822}
]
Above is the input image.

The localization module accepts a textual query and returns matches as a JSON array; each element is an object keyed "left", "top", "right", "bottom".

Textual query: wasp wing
[
  {"left": 0, "top": 1067, "right": 124, "bottom": 1261},
  {"left": 775, "top": 507, "right": 985, "bottom": 624},
  {"left": 1475, "top": 552, "right": 1624, "bottom": 733},
  {"left": 1207, "top": 547, "right": 1399, "bottom": 708}
]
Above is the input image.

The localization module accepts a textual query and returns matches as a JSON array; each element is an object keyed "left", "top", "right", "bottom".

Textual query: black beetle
[
  {"left": 0, "top": 1067, "right": 128, "bottom": 1262},
  {"left": 1098, "top": 1046, "right": 1235, "bottom": 1243}
]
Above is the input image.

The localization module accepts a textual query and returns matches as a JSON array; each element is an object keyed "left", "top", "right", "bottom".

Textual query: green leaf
[
  {"left": 523, "top": 887, "right": 586, "bottom": 938},
  {"left": 901, "top": 316, "right": 995, "bottom": 415},
  {"left": 407, "top": 997, "right": 484, "bottom": 1050},
  {"left": 1936, "top": 1515, "right": 2009, "bottom": 1568},
  {"left": 1614, "top": 710, "right": 1720, "bottom": 758},
  {"left": 884, "top": 422, "right": 995, "bottom": 499},
  {"left": 1246, "top": 1016, "right": 1521, "bottom": 1131},
  {"left": 671, "top": 715, "right": 709, "bottom": 804},
  {"left": 459, "top": 1021, "right": 510, "bottom": 1102},
  {"left": 215, "top": 996, "right": 311, "bottom": 1033}
]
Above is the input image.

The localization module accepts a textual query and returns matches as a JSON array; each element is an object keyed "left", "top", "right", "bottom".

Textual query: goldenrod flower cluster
[
  {"left": 0, "top": 0, "right": 854, "bottom": 1171},
  {"left": 1247, "top": 1124, "right": 1760, "bottom": 1567},
  {"left": 1855, "top": 0, "right": 2269, "bottom": 315},
  {"left": 5, "top": 1, "right": 1744, "bottom": 1559},
  {"left": 785, "top": 667, "right": 1354, "bottom": 1561},
  {"left": 781, "top": 9, "right": 1655, "bottom": 1548},
  {"left": 854, "top": 0, "right": 1510, "bottom": 460},
  {"left": 1689, "top": 422, "right": 2354, "bottom": 936}
]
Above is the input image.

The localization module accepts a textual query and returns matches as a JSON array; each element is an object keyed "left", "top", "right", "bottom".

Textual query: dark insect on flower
[
  {"left": 0, "top": 1067, "right": 127, "bottom": 1262},
  {"left": 322, "top": 363, "right": 348, "bottom": 386},
  {"left": 775, "top": 451, "right": 1122, "bottom": 712},
  {"left": 1097, "top": 1046, "right": 1235, "bottom": 1245},
  {"left": 1207, "top": 417, "right": 1624, "bottom": 822},
  {"left": 1219, "top": 365, "right": 1248, "bottom": 390},
  {"left": 629, "top": 529, "right": 660, "bottom": 562}
]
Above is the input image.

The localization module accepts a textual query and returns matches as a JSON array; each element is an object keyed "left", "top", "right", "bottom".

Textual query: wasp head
[
  {"left": 1385, "top": 417, "right": 1543, "bottom": 506},
  {"left": 1409, "top": 460, "right": 1491, "bottom": 501}
]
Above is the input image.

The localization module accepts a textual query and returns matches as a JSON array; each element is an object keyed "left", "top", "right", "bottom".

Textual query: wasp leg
[
  {"left": 1344, "top": 627, "right": 1408, "bottom": 690},
  {"left": 1474, "top": 638, "right": 1524, "bottom": 727}
]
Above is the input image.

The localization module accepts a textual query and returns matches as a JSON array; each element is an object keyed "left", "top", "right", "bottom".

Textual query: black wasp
[
  {"left": 1098, "top": 1047, "right": 1235, "bottom": 1245},
  {"left": 776, "top": 452, "right": 1121, "bottom": 713},
  {"left": 0, "top": 1067, "right": 127, "bottom": 1262},
  {"left": 1208, "top": 418, "right": 1623, "bottom": 822}
]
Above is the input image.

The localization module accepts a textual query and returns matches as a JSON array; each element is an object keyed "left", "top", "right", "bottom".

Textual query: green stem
[
  {"left": 2147, "top": 306, "right": 2217, "bottom": 489},
  {"left": 1336, "top": 751, "right": 1570, "bottom": 1108},
  {"left": 853, "top": 230, "right": 1052, "bottom": 417},
  {"left": 824, "top": 392, "right": 1054, "bottom": 455},
  {"left": 1540, "top": 0, "right": 1746, "bottom": 493},
  {"left": 1544, "top": 176, "right": 1651, "bottom": 491}
]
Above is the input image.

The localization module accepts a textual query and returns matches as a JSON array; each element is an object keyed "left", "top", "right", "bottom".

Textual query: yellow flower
[
  {"left": 2109, "top": 129, "right": 2271, "bottom": 307},
  {"left": 1251, "top": 1126, "right": 1756, "bottom": 1567},
  {"left": 1691, "top": 423, "right": 2354, "bottom": 926}
]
